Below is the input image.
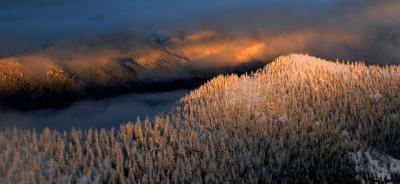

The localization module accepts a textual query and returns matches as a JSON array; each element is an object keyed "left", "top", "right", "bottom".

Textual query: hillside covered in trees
[
  {"left": 0, "top": 31, "right": 266, "bottom": 110},
  {"left": 1, "top": 54, "right": 399, "bottom": 183}
]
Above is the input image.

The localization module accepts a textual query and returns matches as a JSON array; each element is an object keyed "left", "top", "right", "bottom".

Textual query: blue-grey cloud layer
[
  {"left": 0, "top": 0, "right": 338, "bottom": 56},
  {"left": 0, "top": 0, "right": 399, "bottom": 63}
]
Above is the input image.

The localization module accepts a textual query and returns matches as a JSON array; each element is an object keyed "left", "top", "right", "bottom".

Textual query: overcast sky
[
  {"left": 0, "top": 0, "right": 399, "bottom": 63},
  {"left": 0, "top": 0, "right": 337, "bottom": 55}
]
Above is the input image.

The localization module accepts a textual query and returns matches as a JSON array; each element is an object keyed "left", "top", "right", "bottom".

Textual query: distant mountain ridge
[{"left": 0, "top": 31, "right": 266, "bottom": 110}]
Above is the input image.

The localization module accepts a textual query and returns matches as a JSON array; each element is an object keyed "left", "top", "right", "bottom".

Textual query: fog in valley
[{"left": 0, "top": 90, "right": 187, "bottom": 130}]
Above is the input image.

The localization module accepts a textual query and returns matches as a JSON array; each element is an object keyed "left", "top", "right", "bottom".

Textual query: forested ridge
[
  {"left": 0, "top": 32, "right": 265, "bottom": 110},
  {"left": 1, "top": 54, "right": 399, "bottom": 183}
]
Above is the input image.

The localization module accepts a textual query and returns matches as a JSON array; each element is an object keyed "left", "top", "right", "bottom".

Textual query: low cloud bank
[
  {"left": 0, "top": 90, "right": 187, "bottom": 130},
  {"left": 0, "top": 0, "right": 399, "bottom": 64}
]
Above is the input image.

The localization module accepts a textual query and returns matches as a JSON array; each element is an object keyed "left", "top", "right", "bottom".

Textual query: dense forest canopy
[{"left": 1, "top": 54, "right": 399, "bottom": 183}]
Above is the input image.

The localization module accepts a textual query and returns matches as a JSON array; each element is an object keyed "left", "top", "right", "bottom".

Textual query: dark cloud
[
  {"left": 1, "top": 0, "right": 399, "bottom": 64},
  {"left": 0, "top": 0, "right": 334, "bottom": 56}
]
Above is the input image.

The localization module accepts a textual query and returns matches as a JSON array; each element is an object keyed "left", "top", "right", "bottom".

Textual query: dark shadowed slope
[{"left": 1, "top": 54, "right": 399, "bottom": 183}]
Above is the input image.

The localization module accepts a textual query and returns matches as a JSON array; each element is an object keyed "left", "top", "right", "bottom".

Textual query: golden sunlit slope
[
  {"left": 181, "top": 54, "right": 400, "bottom": 182},
  {"left": 0, "top": 32, "right": 268, "bottom": 109},
  {"left": 1, "top": 54, "right": 399, "bottom": 183},
  {"left": 0, "top": 29, "right": 360, "bottom": 103}
]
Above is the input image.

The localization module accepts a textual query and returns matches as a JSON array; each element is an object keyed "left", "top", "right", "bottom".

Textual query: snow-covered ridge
[
  {"left": 182, "top": 53, "right": 400, "bottom": 182},
  {"left": 1, "top": 54, "right": 399, "bottom": 183}
]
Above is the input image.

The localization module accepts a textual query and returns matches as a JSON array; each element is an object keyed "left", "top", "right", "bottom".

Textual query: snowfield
[
  {"left": 1, "top": 54, "right": 400, "bottom": 183},
  {"left": 353, "top": 151, "right": 400, "bottom": 183}
]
